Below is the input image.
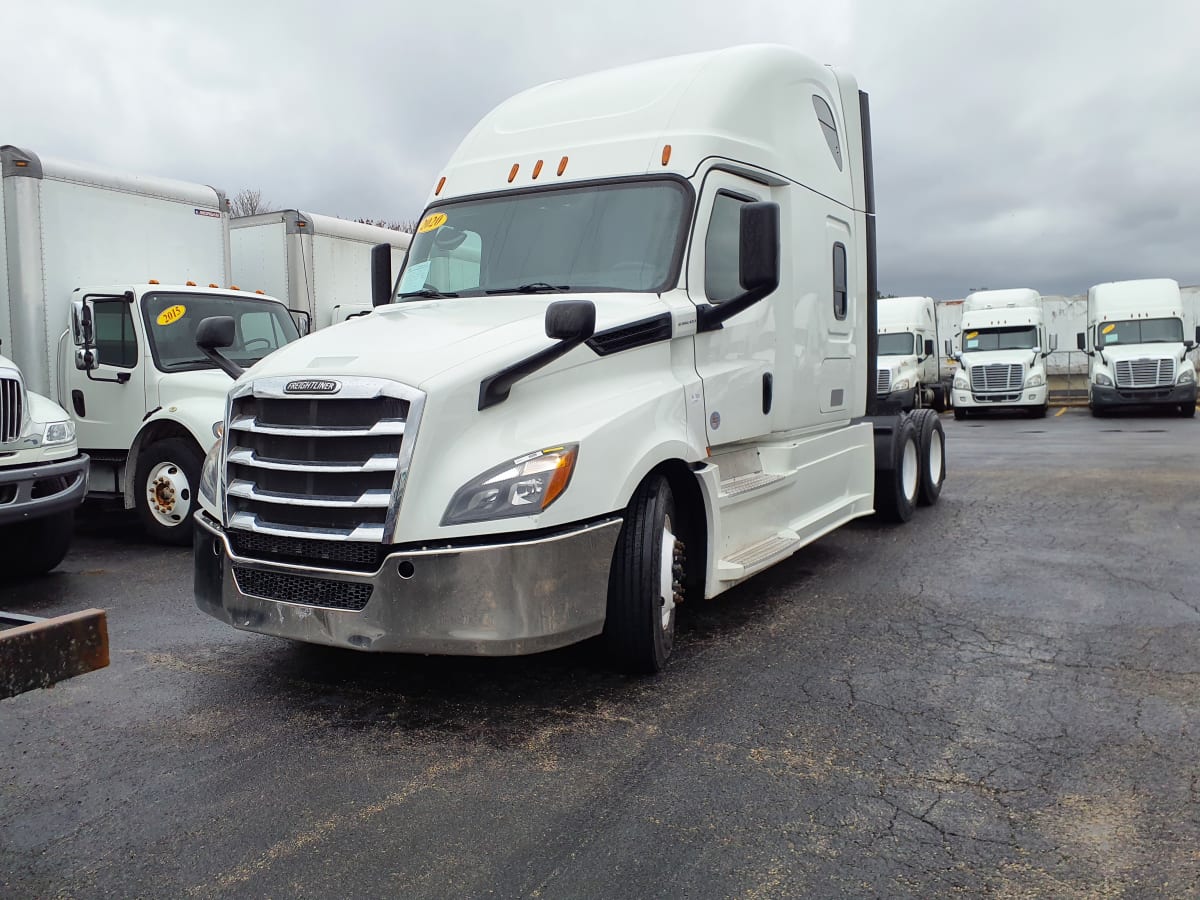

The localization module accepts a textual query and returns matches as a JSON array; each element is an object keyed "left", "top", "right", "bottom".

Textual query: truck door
[
  {"left": 67, "top": 296, "right": 148, "bottom": 451},
  {"left": 688, "top": 171, "right": 777, "bottom": 447}
]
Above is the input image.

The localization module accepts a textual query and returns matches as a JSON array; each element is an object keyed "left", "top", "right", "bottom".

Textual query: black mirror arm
[
  {"left": 478, "top": 335, "right": 589, "bottom": 410},
  {"left": 201, "top": 347, "right": 244, "bottom": 381},
  {"left": 695, "top": 284, "right": 776, "bottom": 333}
]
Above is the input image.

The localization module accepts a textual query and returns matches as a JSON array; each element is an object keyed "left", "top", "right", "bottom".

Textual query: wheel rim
[
  {"left": 927, "top": 430, "right": 944, "bottom": 487},
  {"left": 658, "top": 514, "right": 679, "bottom": 632},
  {"left": 146, "top": 460, "right": 192, "bottom": 527},
  {"left": 901, "top": 437, "right": 919, "bottom": 501}
]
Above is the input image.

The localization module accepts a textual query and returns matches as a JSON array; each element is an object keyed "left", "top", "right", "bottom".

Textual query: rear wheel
[
  {"left": 874, "top": 416, "right": 920, "bottom": 523},
  {"left": 135, "top": 437, "right": 203, "bottom": 546},
  {"left": 604, "top": 476, "right": 682, "bottom": 674},
  {"left": 911, "top": 409, "right": 945, "bottom": 507},
  {"left": 0, "top": 511, "right": 75, "bottom": 577}
]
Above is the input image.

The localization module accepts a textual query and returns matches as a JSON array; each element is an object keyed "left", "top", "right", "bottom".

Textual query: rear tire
[
  {"left": 911, "top": 409, "right": 945, "bottom": 507},
  {"left": 135, "top": 437, "right": 203, "bottom": 546},
  {"left": 0, "top": 511, "right": 75, "bottom": 577},
  {"left": 930, "top": 384, "right": 948, "bottom": 413},
  {"left": 604, "top": 475, "right": 681, "bottom": 674},
  {"left": 874, "top": 416, "right": 920, "bottom": 523}
]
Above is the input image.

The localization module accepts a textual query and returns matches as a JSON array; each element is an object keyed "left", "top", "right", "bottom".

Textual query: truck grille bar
[
  {"left": 222, "top": 378, "right": 425, "bottom": 545},
  {"left": 876, "top": 369, "right": 891, "bottom": 395},
  {"left": 1114, "top": 358, "right": 1174, "bottom": 389},
  {"left": 969, "top": 363, "right": 1023, "bottom": 393},
  {"left": 0, "top": 377, "right": 23, "bottom": 444}
]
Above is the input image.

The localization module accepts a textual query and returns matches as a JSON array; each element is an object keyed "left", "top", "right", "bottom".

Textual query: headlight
[
  {"left": 212, "top": 420, "right": 224, "bottom": 439},
  {"left": 199, "top": 439, "right": 222, "bottom": 508},
  {"left": 892, "top": 378, "right": 911, "bottom": 391},
  {"left": 42, "top": 420, "right": 75, "bottom": 445},
  {"left": 953, "top": 372, "right": 969, "bottom": 390},
  {"left": 1178, "top": 367, "right": 1196, "bottom": 385},
  {"left": 1094, "top": 372, "right": 1113, "bottom": 387},
  {"left": 442, "top": 444, "right": 578, "bottom": 526},
  {"left": 1025, "top": 373, "right": 1045, "bottom": 388}
]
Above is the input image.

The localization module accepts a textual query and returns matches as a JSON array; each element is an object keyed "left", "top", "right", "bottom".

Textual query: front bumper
[
  {"left": 954, "top": 383, "right": 1047, "bottom": 409},
  {"left": 1091, "top": 382, "right": 1197, "bottom": 409},
  {"left": 0, "top": 454, "right": 89, "bottom": 527},
  {"left": 193, "top": 512, "right": 622, "bottom": 655}
]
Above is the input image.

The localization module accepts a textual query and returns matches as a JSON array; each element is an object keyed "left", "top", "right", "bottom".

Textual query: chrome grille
[
  {"left": 223, "top": 378, "right": 425, "bottom": 544},
  {"left": 876, "top": 369, "right": 891, "bottom": 395},
  {"left": 0, "top": 377, "right": 23, "bottom": 443},
  {"left": 1114, "top": 358, "right": 1174, "bottom": 389},
  {"left": 232, "top": 566, "right": 372, "bottom": 611},
  {"left": 969, "top": 363, "right": 1023, "bottom": 393},
  {"left": 228, "top": 530, "right": 385, "bottom": 573}
]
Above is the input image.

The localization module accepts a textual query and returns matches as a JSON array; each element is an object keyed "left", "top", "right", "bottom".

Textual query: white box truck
[
  {"left": 193, "top": 45, "right": 947, "bottom": 672},
  {"left": 0, "top": 146, "right": 299, "bottom": 545},
  {"left": 949, "top": 288, "right": 1056, "bottom": 418},
  {"left": 230, "top": 211, "right": 411, "bottom": 331},
  {"left": 1077, "top": 278, "right": 1197, "bottom": 417},
  {"left": 876, "top": 295, "right": 947, "bottom": 410}
]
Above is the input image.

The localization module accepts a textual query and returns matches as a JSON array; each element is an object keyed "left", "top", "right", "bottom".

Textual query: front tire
[
  {"left": 604, "top": 475, "right": 682, "bottom": 674},
  {"left": 953, "top": 407, "right": 968, "bottom": 421},
  {"left": 0, "top": 511, "right": 75, "bottom": 577},
  {"left": 135, "top": 437, "right": 203, "bottom": 546},
  {"left": 1179, "top": 402, "right": 1196, "bottom": 418},
  {"left": 1032, "top": 403, "right": 1049, "bottom": 418}
]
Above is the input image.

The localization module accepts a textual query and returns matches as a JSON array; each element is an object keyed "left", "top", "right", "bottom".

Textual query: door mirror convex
[{"left": 697, "top": 201, "right": 781, "bottom": 332}]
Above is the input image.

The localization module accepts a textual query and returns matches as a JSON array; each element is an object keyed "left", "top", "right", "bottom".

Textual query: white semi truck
[
  {"left": 0, "top": 146, "right": 299, "bottom": 545},
  {"left": 876, "top": 295, "right": 947, "bottom": 410},
  {"left": 1076, "top": 278, "right": 1198, "bottom": 417},
  {"left": 949, "top": 288, "right": 1056, "bottom": 418},
  {"left": 193, "top": 45, "right": 946, "bottom": 672},
  {"left": 230, "top": 211, "right": 411, "bottom": 331}
]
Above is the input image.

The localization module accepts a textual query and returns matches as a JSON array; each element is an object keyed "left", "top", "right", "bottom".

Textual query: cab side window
[
  {"left": 705, "top": 192, "right": 751, "bottom": 303},
  {"left": 93, "top": 299, "right": 138, "bottom": 368}
]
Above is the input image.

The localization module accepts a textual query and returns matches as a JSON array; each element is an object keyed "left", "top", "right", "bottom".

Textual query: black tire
[
  {"left": 1031, "top": 403, "right": 1049, "bottom": 418},
  {"left": 1179, "top": 402, "right": 1196, "bottom": 418},
  {"left": 604, "top": 475, "right": 682, "bottom": 674},
  {"left": 1090, "top": 405, "right": 1108, "bottom": 418},
  {"left": 911, "top": 409, "right": 945, "bottom": 507},
  {"left": 135, "top": 437, "right": 203, "bottom": 546},
  {"left": 874, "top": 415, "right": 920, "bottom": 523},
  {"left": 0, "top": 510, "right": 75, "bottom": 577},
  {"left": 953, "top": 407, "right": 968, "bottom": 421},
  {"left": 930, "top": 384, "right": 948, "bottom": 413}
]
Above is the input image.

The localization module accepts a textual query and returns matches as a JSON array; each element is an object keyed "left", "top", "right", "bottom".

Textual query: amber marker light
[
  {"left": 435, "top": 176, "right": 446, "bottom": 195},
  {"left": 557, "top": 156, "right": 569, "bottom": 176},
  {"left": 532, "top": 159, "right": 544, "bottom": 179},
  {"left": 230, "top": 285, "right": 240, "bottom": 290},
  {"left": 508, "top": 163, "right": 520, "bottom": 183},
  {"left": 148, "top": 279, "right": 160, "bottom": 284},
  {"left": 541, "top": 445, "right": 578, "bottom": 509},
  {"left": 255, "top": 290, "right": 265, "bottom": 295},
  {"left": 208, "top": 283, "right": 219, "bottom": 288},
  {"left": 661, "top": 144, "right": 672, "bottom": 166},
  {"left": 186, "top": 280, "right": 196, "bottom": 286}
]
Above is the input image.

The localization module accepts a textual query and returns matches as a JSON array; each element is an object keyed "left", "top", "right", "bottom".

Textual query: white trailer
[
  {"left": 876, "top": 295, "right": 947, "bottom": 410},
  {"left": 230, "top": 211, "right": 410, "bottom": 330},
  {"left": 194, "top": 45, "right": 946, "bottom": 673},
  {"left": 1077, "top": 278, "right": 1198, "bottom": 416},
  {"left": 0, "top": 146, "right": 299, "bottom": 544},
  {"left": 949, "top": 288, "right": 1056, "bottom": 418}
]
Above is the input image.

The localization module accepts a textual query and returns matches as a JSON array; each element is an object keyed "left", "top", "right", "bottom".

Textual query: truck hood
[
  {"left": 959, "top": 349, "right": 1040, "bottom": 369},
  {"left": 236, "top": 294, "right": 668, "bottom": 388},
  {"left": 155, "top": 367, "right": 243, "bottom": 410},
  {"left": 1097, "top": 343, "right": 1187, "bottom": 364},
  {"left": 877, "top": 355, "right": 916, "bottom": 376}
]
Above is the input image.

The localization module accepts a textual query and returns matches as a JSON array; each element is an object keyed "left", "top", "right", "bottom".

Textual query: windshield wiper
[
  {"left": 398, "top": 288, "right": 459, "bottom": 299},
  {"left": 485, "top": 282, "right": 570, "bottom": 295}
]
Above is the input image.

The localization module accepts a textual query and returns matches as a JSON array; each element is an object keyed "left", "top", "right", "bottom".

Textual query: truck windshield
[
  {"left": 395, "top": 178, "right": 691, "bottom": 299},
  {"left": 878, "top": 333, "right": 915, "bottom": 355},
  {"left": 1098, "top": 317, "right": 1183, "bottom": 347},
  {"left": 963, "top": 326, "right": 1037, "bottom": 351},
  {"left": 141, "top": 292, "right": 300, "bottom": 372}
]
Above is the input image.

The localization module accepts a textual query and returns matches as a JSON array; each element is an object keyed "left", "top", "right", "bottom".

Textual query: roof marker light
[
  {"left": 557, "top": 156, "right": 568, "bottom": 176},
  {"left": 508, "top": 163, "right": 520, "bottom": 183},
  {"left": 186, "top": 280, "right": 197, "bottom": 286},
  {"left": 209, "top": 283, "right": 219, "bottom": 288},
  {"left": 230, "top": 285, "right": 240, "bottom": 290},
  {"left": 255, "top": 290, "right": 265, "bottom": 295},
  {"left": 435, "top": 176, "right": 446, "bottom": 195},
  {"left": 532, "top": 159, "right": 544, "bottom": 179},
  {"left": 661, "top": 144, "right": 672, "bottom": 166},
  {"left": 148, "top": 279, "right": 160, "bottom": 285}
]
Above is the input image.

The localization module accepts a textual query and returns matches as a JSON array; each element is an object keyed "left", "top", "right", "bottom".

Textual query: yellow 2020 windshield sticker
[
  {"left": 417, "top": 212, "right": 448, "bottom": 233},
  {"left": 1102, "top": 324, "right": 1116, "bottom": 334},
  {"left": 156, "top": 304, "right": 187, "bottom": 326},
  {"left": 965, "top": 331, "right": 979, "bottom": 339}
]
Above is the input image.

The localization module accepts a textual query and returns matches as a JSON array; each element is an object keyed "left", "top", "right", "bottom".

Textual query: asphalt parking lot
[{"left": 2, "top": 407, "right": 1198, "bottom": 897}]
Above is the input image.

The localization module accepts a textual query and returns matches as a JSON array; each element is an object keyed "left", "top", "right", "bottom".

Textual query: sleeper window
[{"left": 705, "top": 192, "right": 749, "bottom": 303}]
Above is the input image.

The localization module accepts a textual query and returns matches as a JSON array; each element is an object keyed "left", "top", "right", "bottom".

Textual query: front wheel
[
  {"left": 135, "top": 437, "right": 203, "bottom": 546},
  {"left": 1179, "top": 402, "right": 1196, "bottom": 418},
  {"left": 953, "top": 407, "right": 968, "bottom": 421},
  {"left": 1031, "top": 403, "right": 1049, "bottom": 418},
  {"left": 0, "top": 511, "right": 75, "bottom": 578},
  {"left": 604, "top": 475, "right": 682, "bottom": 674}
]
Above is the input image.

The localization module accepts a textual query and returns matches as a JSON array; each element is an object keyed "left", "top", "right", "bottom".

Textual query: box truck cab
[
  {"left": 194, "top": 45, "right": 946, "bottom": 673},
  {"left": 876, "top": 295, "right": 945, "bottom": 410},
  {"left": 1077, "top": 278, "right": 1197, "bottom": 417},
  {"left": 0, "top": 354, "right": 88, "bottom": 575},
  {"left": 230, "top": 211, "right": 411, "bottom": 330},
  {"left": 950, "top": 288, "right": 1055, "bottom": 418},
  {"left": 0, "top": 146, "right": 298, "bottom": 544}
]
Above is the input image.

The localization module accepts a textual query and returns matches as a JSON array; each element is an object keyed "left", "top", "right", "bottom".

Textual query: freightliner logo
[{"left": 284, "top": 379, "right": 341, "bottom": 394}]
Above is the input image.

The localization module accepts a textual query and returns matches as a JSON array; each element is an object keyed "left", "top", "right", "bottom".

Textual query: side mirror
[
  {"left": 1195, "top": 326, "right": 1200, "bottom": 344},
  {"left": 1076, "top": 332, "right": 1086, "bottom": 351},
  {"left": 196, "top": 316, "right": 236, "bottom": 350},
  {"left": 923, "top": 339, "right": 935, "bottom": 358},
  {"left": 943, "top": 339, "right": 953, "bottom": 357},
  {"left": 371, "top": 243, "right": 392, "bottom": 308},
  {"left": 545, "top": 299, "right": 596, "bottom": 341},
  {"left": 1049, "top": 333, "right": 1059, "bottom": 352},
  {"left": 738, "top": 202, "right": 781, "bottom": 295},
  {"left": 70, "top": 299, "right": 90, "bottom": 346},
  {"left": 74, "top": 347, "right": 99, "bottom": 371}
]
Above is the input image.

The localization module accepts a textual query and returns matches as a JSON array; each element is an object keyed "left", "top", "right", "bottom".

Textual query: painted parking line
[{"left": 1055, "top": 407, "right": 1068, "bottom": 417}]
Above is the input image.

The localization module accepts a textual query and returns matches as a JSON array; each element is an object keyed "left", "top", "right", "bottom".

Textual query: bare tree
[
  {"left": 354, "top": 217, "right": 417, "bottom": 234},
  {"left": 229, "top": 189, "right": 273, "bottom": 218}
]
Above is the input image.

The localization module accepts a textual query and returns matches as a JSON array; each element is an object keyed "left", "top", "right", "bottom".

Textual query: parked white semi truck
[
  {"left": 949, "top": 289, "right": 1056, "bottom": 418},
  {"left": 193, "top": 45, "right": 946, "bottom": 672},
  {"left": 1077, "top": 278, "right": 1197, "bottom": 417},
  {"left": 230, "top": 211, "right": 411, "bottom": 331},
  {"left": 0, "top": 146, "right": 299, "bottom": 544},
  {"left": 876, "top": 295, "right": 947, "bottom": 410}
]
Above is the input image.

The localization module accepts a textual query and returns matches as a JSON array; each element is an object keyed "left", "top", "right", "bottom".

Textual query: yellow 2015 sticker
[
  {"left": 1102, "top": 324, "right": 1116, "bottom": 334},
  {"left": 965, "top": 331, "right": 979, "bottom": 339},
  {"left": 417, "top": 212, "right": 448, "bottom": 233},
  {"left": 156, "top": 304, "right": 187, "bottom": 326}
]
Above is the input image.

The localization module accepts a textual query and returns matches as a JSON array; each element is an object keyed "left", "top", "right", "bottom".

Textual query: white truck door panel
[{"left": 68, "top": 296, "right": 148, "bottom": 451}]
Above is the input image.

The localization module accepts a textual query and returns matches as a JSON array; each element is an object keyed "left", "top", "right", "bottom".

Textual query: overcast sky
[{"left": 3, "top": 0, "right": 1197, "bottom": 299}]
